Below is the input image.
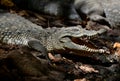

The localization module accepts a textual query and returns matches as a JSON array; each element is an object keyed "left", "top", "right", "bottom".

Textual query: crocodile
[
  {"left": 101, "top": 0, "right": 120, "bottom": 29},
  {"left": 74, "top": 0, "right": 104, "bottom": 22},
  {"left": 11, "top": 0, "right": 81, "bottom": 22},
  {"left": 74, "top": 0, "right": 120, "bottom": 28},
  {"left": 0, "top": 12, "right": 109, "bottom": 59}
]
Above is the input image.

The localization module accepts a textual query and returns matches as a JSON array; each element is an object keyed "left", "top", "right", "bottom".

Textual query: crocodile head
[{"left": 47, "top": 25, "right": 109, "bottom": 54}]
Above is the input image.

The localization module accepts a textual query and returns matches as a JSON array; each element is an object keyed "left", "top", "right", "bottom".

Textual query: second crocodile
[{"left": 74, "top": 0, "right": 120, "bottom": 29}]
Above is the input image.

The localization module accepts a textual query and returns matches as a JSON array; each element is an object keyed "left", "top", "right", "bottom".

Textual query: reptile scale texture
[
  {"left": 74, "top": 0, "right": 120, "bottom": 28},
  {"left": 0, "top": 12, "right": 108, "bottom": 55}
]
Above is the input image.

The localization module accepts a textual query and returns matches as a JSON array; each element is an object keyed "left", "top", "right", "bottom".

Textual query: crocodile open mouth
[
  {"left": 62, "top": 27, "right": 109, "bottom": 54},
  {"left": 72, "top": 36, "right": 97, "bottom": 47},
  {"left": 66, "top": 36, "right": 108, "bottom": 54}
]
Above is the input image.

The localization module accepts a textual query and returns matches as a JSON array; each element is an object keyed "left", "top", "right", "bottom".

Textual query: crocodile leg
[
  {"left": 28, "top": 40, "right": 47, "bottom": 53},
  {"left": 28, "top": 40, "right": 51, "bottom": 63}
]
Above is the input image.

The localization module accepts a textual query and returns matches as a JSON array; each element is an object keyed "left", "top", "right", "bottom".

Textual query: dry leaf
[
  {"left": 74, "top": 78, "right": 89, "bottom": 81},
  {"left": 79, "top": 64, "right": 99, "bottom": 73},
  {"left": 113, "top": 42, "right": 120, "bottom": 48}
]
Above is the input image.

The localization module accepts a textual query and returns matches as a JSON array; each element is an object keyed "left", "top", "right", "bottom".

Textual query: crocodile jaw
[{"left": 62, "top": 37, "right": 108, "bottom": 54}]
